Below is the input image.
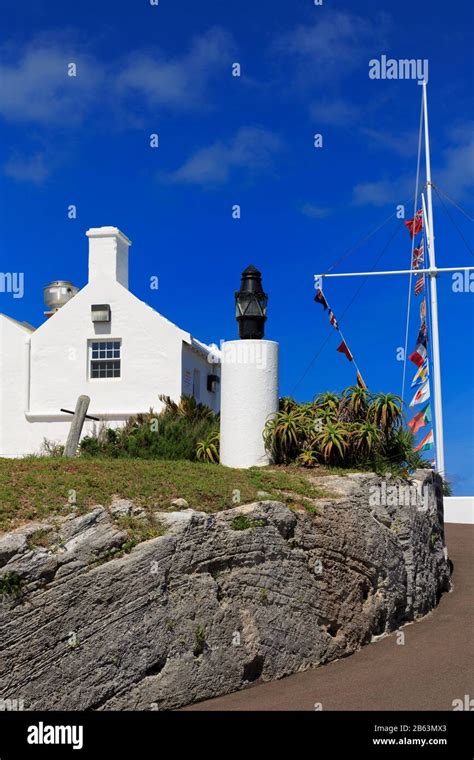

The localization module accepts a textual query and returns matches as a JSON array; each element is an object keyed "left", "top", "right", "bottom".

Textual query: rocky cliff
[{"left": 0, "top": 471, "right": 450, "bottom": 710}]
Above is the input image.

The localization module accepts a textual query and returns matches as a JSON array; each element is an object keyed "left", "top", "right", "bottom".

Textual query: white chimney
[{"left": 86, "top": 227, "right": 132, "bottom": 288}]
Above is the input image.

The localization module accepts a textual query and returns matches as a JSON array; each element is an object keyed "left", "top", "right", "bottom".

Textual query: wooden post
[{"left": 63, "top": 395, "right": 91, "bottom": 457}]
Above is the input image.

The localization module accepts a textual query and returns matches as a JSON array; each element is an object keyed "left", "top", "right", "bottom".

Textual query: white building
[{"left": 0, "top": 227, "right": 220, "bottom": 458}]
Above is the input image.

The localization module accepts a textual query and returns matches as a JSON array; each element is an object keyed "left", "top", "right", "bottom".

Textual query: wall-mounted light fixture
[
  {"left": 207, "top": 374, "right": 220, "bottom": 393},
  {"left": 91, "top": 304, "right": 111, "bottom": 323}
]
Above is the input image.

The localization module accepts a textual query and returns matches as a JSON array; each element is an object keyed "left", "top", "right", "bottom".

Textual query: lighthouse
[{"left": 219, "top": 266, "right": 279, "bottom": 469}]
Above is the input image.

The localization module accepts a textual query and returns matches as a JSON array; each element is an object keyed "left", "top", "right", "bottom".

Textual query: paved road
[{"left": 184, "top": 524, "right": 473, "bottom": 711}]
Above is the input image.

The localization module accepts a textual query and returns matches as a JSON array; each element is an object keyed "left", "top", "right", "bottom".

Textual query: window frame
[{"left": 88, "top": 339, "right": 122, "bottom": 380}]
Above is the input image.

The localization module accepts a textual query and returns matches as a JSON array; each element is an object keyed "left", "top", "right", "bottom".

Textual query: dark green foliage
[
  {"left": 0, "top": 571, "right": 23, "bottom": 597},
  {"left": 264, "top": 387, "right": 431, "bottom": 475},
  {"left": 442, "top": 479, "right": 453, "bottom": 496},
  {"left": 79, "top": 396, "right": 219, "bottom": 462},
  {"left": 230, "top": 515, "right": 265, "bottom": 531}
]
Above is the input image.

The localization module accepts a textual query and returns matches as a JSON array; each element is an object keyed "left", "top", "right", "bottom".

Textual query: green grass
[
  {"left": 230, "top": 515, "right": 266, "bottom": 531},
  {"left": 0, "top": 570, "right": 23, "bottom": 597},
  {"left": 26, "top": 527, "right": 56, "bottom": 551},
  {"left": 90, "top": 515, "right": 167, "bottom": 565},
  {"left": 0, "top": 458, "right": 335, "bottom": 533}
]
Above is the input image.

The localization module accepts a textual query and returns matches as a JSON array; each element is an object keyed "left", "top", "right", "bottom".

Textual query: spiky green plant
[
  {"left": 263, "top": 408, "right": 308, "bottom": 464},
  {"left": 351, "top": 420, "right": 382, "bottom": 457},
  {"left": 342, "top": 385, "right": 371, "bottom": 419},
  {"left": 159, "top": 394, "right": 214, "bottom": 422},
  {"left": 313, "top": 391, "right": 341, "bottom": 414},
  {"left": 382, "top": 427, "right": 428, "bottom": 470},
  {"left": 370, "top": 392, "right": 403, "bottom": 433},
  {"left": 279, "top": 396, "right": 298, "bottom": 413},
  {"left": 313, "top": 422, "right": 351, "bottom": 464},
  {"left": 296, "top": 450, "right": 319, "bottom": 468},
  {"left": 195, "top": 430, "right": 220, "bottom": 463}
]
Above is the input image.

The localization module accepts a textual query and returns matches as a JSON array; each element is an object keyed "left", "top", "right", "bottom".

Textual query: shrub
[
  {"left": 263, "top": 407, "right": 310, "bottom": 464},
  {"left": 39, "top": 438, "right": 64, "bottom": 457},
  {"left": 79, "top": 397, "right": 219, "bottom": 462},
  {"left": 264, "top": 387, "right": 428, "bottom": 474}
]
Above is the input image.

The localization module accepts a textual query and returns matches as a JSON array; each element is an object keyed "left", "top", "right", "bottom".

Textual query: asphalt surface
[{"left": 183, "top": 524, "right": 473, "bottom": 711}]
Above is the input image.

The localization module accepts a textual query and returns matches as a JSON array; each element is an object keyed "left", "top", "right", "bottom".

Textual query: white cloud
[
  {"left": 4, "top": 152, "right": 52, "bottom": 184},
  {"left": 352, "top": 122, "right": 474, "bottom": 207},
  {"left": 0, "top": 28, "right": 234, "bottom": 127},
  {"left": 165, "top": 127, "right": 282, "bottom": 186},
  {"left": 276, "top": 10, "right": 391, "bottom": 82},
  {"left": 352, "top": 176, "right": 412, "bottom": 207},
  {"left": 116, "top": 27, "right": 233, "bottom": 110},
  {"left": 301, "top": 203, "right": 332, "bottom": 219},
  {"left": 0, "top": 45, "right": 103, "bottom": 125},
  {"left": 310, "top": 99, "right": 361, "bottom": 127},
  {"left": 359, "top": 127, "right": 418, "bottom": 158},
  {"left": 435, "top": 124, "right": 474, "bottom": 198}
]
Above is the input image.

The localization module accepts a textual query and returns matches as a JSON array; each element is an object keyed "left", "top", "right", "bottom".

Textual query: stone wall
[{"left": 0, "top": 472, "right": 450, "bottom": 710}]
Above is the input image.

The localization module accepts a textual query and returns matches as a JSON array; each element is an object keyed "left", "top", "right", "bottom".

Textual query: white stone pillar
[{"left": 220, "top": 339, "right": 279, "bottom": 468}]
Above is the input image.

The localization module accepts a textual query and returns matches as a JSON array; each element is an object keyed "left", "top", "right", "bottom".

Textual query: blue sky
[{"left": 1, "top": 0, "right": 473, "bottom": 493}]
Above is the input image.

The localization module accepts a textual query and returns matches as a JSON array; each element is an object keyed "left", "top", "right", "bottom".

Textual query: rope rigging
[
  {"left": 432, "top": 184, "right": 474, "bottom": 258},
  {"left": 292, "top": 219, "right": 404, "bottom": 395}
]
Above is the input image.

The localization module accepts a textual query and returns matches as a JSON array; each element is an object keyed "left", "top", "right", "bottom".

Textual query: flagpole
[
  {"left": 312, "top": 88, "right": 474, "bottom": 478},
  {"left": 422, "top": 81, "right": 445, "bottom": 477}
]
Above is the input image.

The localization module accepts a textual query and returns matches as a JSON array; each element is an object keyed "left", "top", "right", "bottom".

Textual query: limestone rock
[
  {"left": 170, "top": 498, "right": 189, "bottom": 509},
  {"left": 0, "top": 472, "right": 450, "bottom": 711},
  {"left": 110, "top": 497, "right": 146, "bottom": 519},
  {"left": 109, "top": 498, "right": 135, "bottom": 517}
]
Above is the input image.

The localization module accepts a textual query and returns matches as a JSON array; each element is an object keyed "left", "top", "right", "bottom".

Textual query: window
[
  {"left": 90, "top": 340, "right": 121, "bottom": 379},
  {"left": 192, "top": 369, "right": 201, "bottom": 400}
]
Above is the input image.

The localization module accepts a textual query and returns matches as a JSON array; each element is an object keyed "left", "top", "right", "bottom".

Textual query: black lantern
[{"left": 235, "top": 265, "right": 268, "bottom": 339}]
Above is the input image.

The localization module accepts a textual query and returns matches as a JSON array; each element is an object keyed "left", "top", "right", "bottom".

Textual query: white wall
[
  {"left": 1, "top": 226, "right": 220, "bottom": 457},
  {"left": 181, "top": 343, "right": 220, "bottom": 413},
  {"left": 444, "top": 497, "right": 474, "bottom": 524},
  {"left": 29, "top": 278, "right": 187, "bottom": 417},
  {"left": 1, "top": 280, "right": 220, "bottom": 457},
  {"left": 0, "top": 315, "right": 81, "bottom": 457},
  {"left": 220, "top": 339, "right": 279, "bottom": 468}
]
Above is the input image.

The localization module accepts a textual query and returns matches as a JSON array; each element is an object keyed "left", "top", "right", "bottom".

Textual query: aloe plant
[
  {"left": 264, "top": 388, "right": 421, "bottom": 472},
  {"left": 370, "top": 392, "right": 403, "bottom": 433},
  {"left": 313, "top": 421, "right": 350, "bottom": 464},
  {"left": 196, "top": 430, "right": 220, "bottom": 463}
]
